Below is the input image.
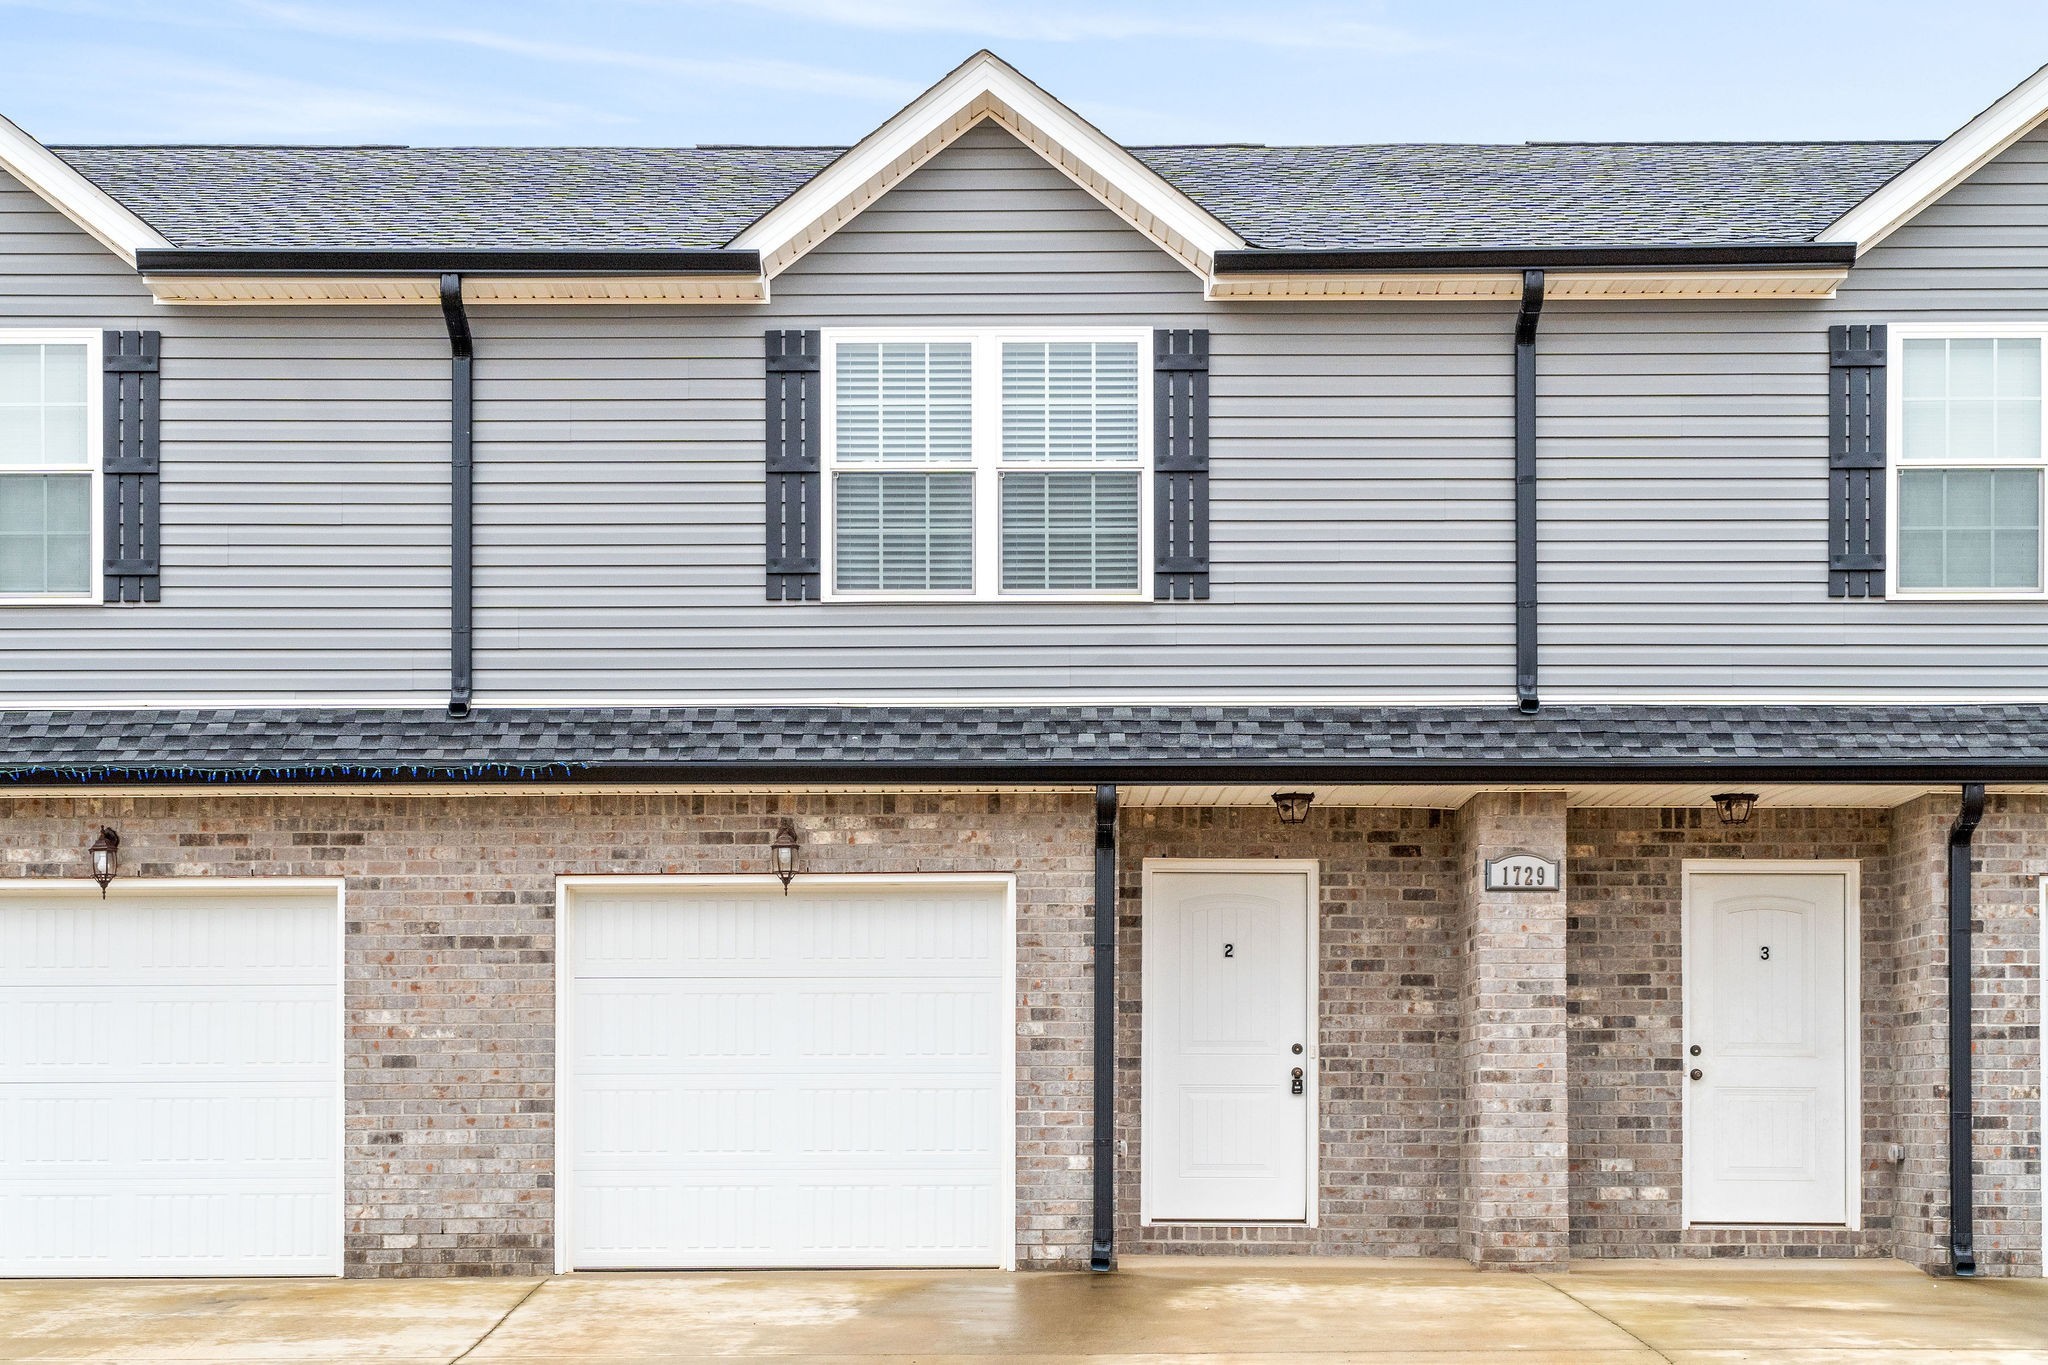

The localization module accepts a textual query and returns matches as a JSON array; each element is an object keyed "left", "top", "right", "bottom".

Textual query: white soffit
[
  {"left": 1205, "top": 269, "right": 1848, "bottom": 301},
  {"left": 142, "top": 274, "right": 770, "bottom": 306},
  {"left": 1824, "top": 60, "right": 2048, "bottom": 254},
  {"left": 1123, "top": 783, "right": 2046, "bottom": 811},
  {"left": 730, "top": 50, "right": 1246, "bottom": 280},
  {"left": 0, "top": 112, "right": 170, "bottom": 266}
]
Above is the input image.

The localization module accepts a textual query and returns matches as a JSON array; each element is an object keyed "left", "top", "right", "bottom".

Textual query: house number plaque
[{"left": 1483, "top": 853, "right": 1560, "bottom": 891}]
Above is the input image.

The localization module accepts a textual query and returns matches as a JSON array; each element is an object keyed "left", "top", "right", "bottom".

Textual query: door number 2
[{"left": 1223, "top": 943, "right": 1235, "bottom": 958}]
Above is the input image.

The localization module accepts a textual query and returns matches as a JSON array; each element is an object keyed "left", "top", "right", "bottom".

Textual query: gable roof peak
[{"left": 728, "top": 49, "right": 1245, "bottom": 279}]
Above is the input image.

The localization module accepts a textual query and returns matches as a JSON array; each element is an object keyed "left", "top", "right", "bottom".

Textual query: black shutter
[
  {"left": 1828, "top": 324, "right": 1886, "bottom": 598},
  {"left": 765, "top": 329, "right": 821, "bottom": 601},
  {"left": 1154, "top": 328, "right": 1209, "bottom": 600},
  {"left": 103, "top": 329, "right": 161, "bottom": 603}
]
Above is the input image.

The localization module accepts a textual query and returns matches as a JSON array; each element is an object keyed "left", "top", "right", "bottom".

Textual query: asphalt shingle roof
[
  {"left": 51, "top": 138, "right": 1934, "bottom": 253},
  {"left": 3, "top": 706, "right": 2042, "bottom": 785}
]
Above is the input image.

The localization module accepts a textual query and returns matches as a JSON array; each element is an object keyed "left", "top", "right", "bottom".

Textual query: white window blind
[
  {"left": 1896, "top": 335, "right": 2046, "bottom": 594},
  {"left": 834, "top": 341, "right": 972, "bottom": 464},
  {"left": 1001, "top": 341, "right": 1139, "bottom": 464},
  {"left": 1000, "top": 471, "right": 1140, "bottom": 591},
  {"left": 834, "top": 471, "right": 974, "bottom": 593},
  {"left": 0, "top": 341, "right": 92, "bottom": 598}
]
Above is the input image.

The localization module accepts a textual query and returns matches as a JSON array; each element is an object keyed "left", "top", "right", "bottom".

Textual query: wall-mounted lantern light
[
  {"left": 1271, "top": 792, "right": 1316, "bottom": 825},
  {"left": 770, "top": 821, "right": 801, "bottom": 892},
  {"left": 88, "top": 826, "right": 120, "bottom": 897},
  {"left": 1711, "top": 792, "right": 1758, "bottom": 827}
]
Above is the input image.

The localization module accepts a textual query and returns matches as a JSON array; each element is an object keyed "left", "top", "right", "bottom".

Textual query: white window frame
[
  {"left": 1885, "top": 321, "right": 2048, "bottom": 601},
  {"left": 0, "top": 327, "right": 102, "bottom": 607},
  {"left": 819, "top": 326, "right": 1153, "bottom": 603}
]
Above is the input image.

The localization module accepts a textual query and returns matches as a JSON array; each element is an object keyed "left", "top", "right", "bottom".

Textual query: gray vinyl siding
[
  {"left": 1540, "top": 123, "right": 2048, "bottom": 696},
  {"left": 9, "top": 116, "right": 2048, "bottom": 704},
  {"left": 473, "top": 122, "right": 1512, "bottom": 699},
  {"left": 0, "top": 170, "right": 448, "bottom": 701}
]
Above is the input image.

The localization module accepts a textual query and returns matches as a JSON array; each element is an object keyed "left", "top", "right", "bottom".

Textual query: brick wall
[
  {"left": 1454, "top": 791, "right": 1569, "bottom": 1267},
  {"left": 0, "top": 790, "right": 1097, "bottom": 1276},
  {"left": 1113, "top": 805, "right": 1463, "bottom": 1255},
  {"left": 1888, "top": 793, "right": 2045, "bottom": 1276},
  {"left": 1566, "top": 806, "right": 1899, "bottom": 1260}
]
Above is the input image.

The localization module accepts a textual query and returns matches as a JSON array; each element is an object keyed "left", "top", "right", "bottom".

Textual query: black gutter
[
  {"left": 1947, "top": 781, "right": 1986, "bottom": 1276},
  {"left": 135, "top": 248, "right": 762, "bottom": 276},
  {"left": 1211, "top": 242, "right": 1857, "bottom": 274},
  {"left": 1091, "top": 784, "right": 1118, "bottom": 1272},
  {"left": 1514, "top": 270, "right": 1545, "bottom": 713},
  {"left": 439, "top": 274, "right": 474, "bottom": 718},
  {"left": 14, "top": 760, "right": 2048, "bottom": 788}
]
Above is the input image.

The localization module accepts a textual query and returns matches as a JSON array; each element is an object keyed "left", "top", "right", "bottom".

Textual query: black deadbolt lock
[{"left": 1689, "top": 1045, "right": 1701, "bottom": 1057}]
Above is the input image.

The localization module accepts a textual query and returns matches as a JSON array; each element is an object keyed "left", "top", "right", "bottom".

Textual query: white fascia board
[
  {"left": 730, "top": 50, "right": 1246, "bottom": 280},
  {"left": 0, "top": 112, "right": 171, "bottom": 266},
  {"left": 1825, "top": 61, "right": 2048, "bottom": 254}
]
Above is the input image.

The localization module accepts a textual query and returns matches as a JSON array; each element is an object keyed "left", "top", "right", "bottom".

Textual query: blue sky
[{"left": 5, "top": 1, "right": 2047, "bottom": 149}]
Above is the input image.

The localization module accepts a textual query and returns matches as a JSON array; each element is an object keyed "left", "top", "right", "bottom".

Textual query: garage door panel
[
  {"left": 568, "top": 882, "right": 1009, "bottom": 1269},
  {"left": 0, "top": 1185, "right": 339, "bottom": 1276},
  {"left": 0, "top": 886, "right": 342, "bottom": 1277},
  {"left": 0, "top": 987, "right": 336, "bottom": 1079},
  {"left": 573, "top": 892, "right": 1001, "bottom": 977},
  {"left": 0, "top": 1084, "right": 337, "bottom": 1175},
  {"left": 0, "top": 896, "right": 335, "bottom": 984}
]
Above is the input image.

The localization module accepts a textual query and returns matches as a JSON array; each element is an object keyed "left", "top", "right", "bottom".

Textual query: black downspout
[
  {"left": 1090, "top": 783, "right": 1118, "bottom": 1271},
  {"left": 1947, "top": 781, "right": 1985, "bottom": 1275},
  {"left": 439, "top": 273, "right": 474, "bottom": 718},
  {"left": 1514, "top": 269, "right": 1545, "bottom": 714}
]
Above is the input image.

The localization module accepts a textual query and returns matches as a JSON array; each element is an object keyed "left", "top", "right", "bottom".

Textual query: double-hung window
[
  {"left": 0, "top": 331, "right": 98, "bottom": 604},
  {"left": 1891, "top": 325, "right": 2048, "bottom": 597},
  {"left": 822, "top": 328, "right": 1149, "bottom": 600}
]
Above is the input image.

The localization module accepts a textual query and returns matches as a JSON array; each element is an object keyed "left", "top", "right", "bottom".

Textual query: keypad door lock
[{"left": 1290, "top": 1066, "right": 1305, "bottom": 1095}]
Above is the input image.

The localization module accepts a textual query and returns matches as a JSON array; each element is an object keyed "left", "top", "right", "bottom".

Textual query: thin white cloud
[
  {"left": 665, "top": 0, "right": 1441, "bottom": 54},
  {"left": 245, "top": 1, "right": 921, "bottom": 103}
]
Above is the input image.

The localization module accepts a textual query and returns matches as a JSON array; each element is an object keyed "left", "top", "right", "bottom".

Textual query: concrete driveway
[{"left": 2, "top": 1257, "right": 2045, "bottom": 1363}]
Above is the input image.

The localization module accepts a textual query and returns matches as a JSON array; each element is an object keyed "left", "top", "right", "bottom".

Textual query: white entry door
[
  {"left": 1142, "top": 864, "right": 1314, "bottom": 1222},
  {"left": 1684, "top": 867, "right": 1856, "bottom": 1226},
  {"left": 564, "top": 879, "right": 1011, "bottom": 1269},
  {"left": 0, "top": 883, "right": 343, "bottom": 1277}
]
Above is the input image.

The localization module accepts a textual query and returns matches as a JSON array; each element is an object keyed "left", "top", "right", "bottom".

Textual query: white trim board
[
  {"left": 552, "top": 872, "right": 1019, "bottom": 1274},
  {"left": 1678, "top": 859, "right": 1863, "bottom": 1233},
  {"left": 1826, "top": 62, "right": 2048, "bottom": 255},
  {"left": 0, "top": 113, "right": 169, "bottom": 266}
]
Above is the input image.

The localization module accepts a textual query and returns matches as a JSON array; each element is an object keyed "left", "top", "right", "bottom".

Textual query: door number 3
[
  {"left": 1759, "top": 946, "right": 1771, "bottom": 960},
  {"left": 1223, "top": 943, "right": 1235, "bottom": 958}
]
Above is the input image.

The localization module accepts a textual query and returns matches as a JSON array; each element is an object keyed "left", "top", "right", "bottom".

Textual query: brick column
[{"left": 1454, "top": 790, "right": 1570, "bottom": 1268}]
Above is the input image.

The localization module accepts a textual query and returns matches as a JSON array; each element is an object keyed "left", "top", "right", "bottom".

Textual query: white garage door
[
  {"left": 0, "top": 883, "right": 342, "bottom": 1277},
  {"left": 565, "top": 880, "right": 1011, "bottom": 1269}
]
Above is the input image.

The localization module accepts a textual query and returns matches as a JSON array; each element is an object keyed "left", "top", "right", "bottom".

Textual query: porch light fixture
[
  {"left": 769, "top": 821, "right": 801, "bottom": 892},
  {"left": 1711, "top": 792, "right": 1758, "bottom": 827},
  {"left": 88, "top": 826, "right": 120, "bottom": 897},
  {"left": 1271, "top": 792, "right": 1316, "bottom": 825}
]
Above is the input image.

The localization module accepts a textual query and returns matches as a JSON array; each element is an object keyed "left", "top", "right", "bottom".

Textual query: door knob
[
  {"left": 1290, "top": 1066, "right": 1305, "bottom": 1096},
  {"left": 1689, "top": 1068, "right": 1704, "bottom": 1081}
]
